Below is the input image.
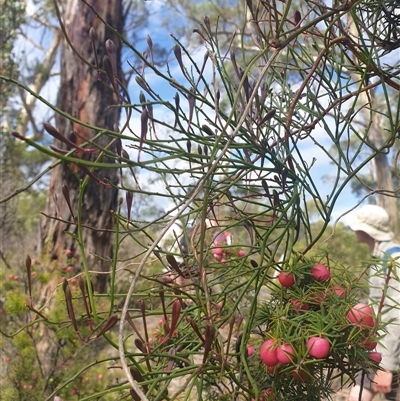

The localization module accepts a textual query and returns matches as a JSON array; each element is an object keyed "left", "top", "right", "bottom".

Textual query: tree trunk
[
  {"left": 348, "top": 20, "right": 399, "bottom": 235},
  {"left": 369, "top": 123, "right": 399, "bottom": 234},
  {"left": 42, "top": 0, "right": 124, "bottom": 293},
  {"left": 359, "top": 96, "right": 398, "bottom": 234}
]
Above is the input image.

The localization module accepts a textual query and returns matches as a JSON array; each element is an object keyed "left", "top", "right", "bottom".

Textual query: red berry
[
  {"left": 333, "top": 284, "right": 346, "bottom": 298},
  {"left": 278, "top": 271, "right": 295, "bottom": 287},
  {"left": 306, "top": 336, "right": 330, "bottom": 358},
  {"left": 259, "top": 388, "right": 273, "bottom": 400},
  {"left": 252, "top": 388, "right": 273, "bottom": 401},
  {"left": 291, "top": 299, "right": 309, "bottom": 312},
  {"left": 214, "top": 302, "right": 223, "bottom": 311},
  {"left": 266, "top": 365, "right": 279, "bottom": 375},
  {"left": 347, "top": 303, "right": 374, "bottom": 327},
  {"left": 292, "top": 370, "right": 307, "bottom": 381},
  {"left": 65, "top": 249, "right": 73, "bottom": 257},
  {"left": 276, "top": 343, "right": 294, "bottom": 364},
  {"left": 311, "top": 291, "right": 328, "bottom": 304},
  {"left": 311, "top": 264, "right": 330, "bottom": 281},
  {"left": 237, "top": 250, "right": 246, "bottom": 257},
  {"left": 369, "top": 352, "right": 382, "bottom": 364},
  {"left": 212, "top": 247, "right": 223, "bottom": 256},
  {"left": 247, "top": 345, "right": 255, "bottom": 356},
  {"left": 260, "top": 339, "right": 279, "bottom": 367},
  {"left": 364, "top": 340, "right": 377, "bottom": 350}
]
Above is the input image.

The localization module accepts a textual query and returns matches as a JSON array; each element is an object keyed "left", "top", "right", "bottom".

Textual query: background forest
[{"left": 1, "top": 0, "right": 399, "bottom": 400}]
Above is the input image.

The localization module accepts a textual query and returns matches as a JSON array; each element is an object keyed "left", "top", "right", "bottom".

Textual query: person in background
[
  {"left": 211, "top": 229, "right": 232, "bottom": 260},
  {"left": 212, "top": 230, "right": 233, "bottom": 247},
  {"left": 347, "top": 204, "right": 400, "bottom": 401}
]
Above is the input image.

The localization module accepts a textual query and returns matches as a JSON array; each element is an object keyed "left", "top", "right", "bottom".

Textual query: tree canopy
[{"left": 0, "top": 0, "right": 399, "bottom": 400}]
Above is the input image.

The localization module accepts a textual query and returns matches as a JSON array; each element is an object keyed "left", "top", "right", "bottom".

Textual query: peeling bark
[{"left": 42, "top": 0, "right": 124, "bottom": 293}]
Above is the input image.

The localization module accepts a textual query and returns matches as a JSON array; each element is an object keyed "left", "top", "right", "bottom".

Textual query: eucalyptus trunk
[
  {"left": 368, "top": 110, "right": 398, "bottom": 232},
  {"left": 348, "top": 20, "right": 398, "bottom": 234},
  {"left": 42, "top": 0, "right": 123, "bottom": 293}
]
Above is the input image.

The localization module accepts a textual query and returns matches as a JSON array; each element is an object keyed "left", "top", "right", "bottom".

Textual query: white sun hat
[{"left": 347, "top": 204, "right": 394, "bottom": 241}]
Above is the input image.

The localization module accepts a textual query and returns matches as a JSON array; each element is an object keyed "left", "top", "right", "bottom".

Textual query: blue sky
[
  {"left": 14, "top": 0, "right": 398, "bottom": 227},
  {"left": 118, "top": 22, "right": 365, "bottom": 225}
]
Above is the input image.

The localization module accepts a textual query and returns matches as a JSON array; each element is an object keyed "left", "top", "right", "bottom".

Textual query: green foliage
[
  {"left": 0, "top": 264, "right": 122, "bottom": 400},
  {"left": 0, "top": 0, "right": 25, "bottom": 96},
  {"left": 15, "top": 191, "right": 46, "bottom": 232},
  {"left": 295, "top": 222, "right": 370, "bottom": 273},
  {"left": 1, "top": 0, "right": 399, "bottom": 400},
  {"left": 252, "top": 259, "right": 377, "bottom": 400},
  {"left": 4, "top": 291, "right": 28, "bottom": 317},
  {"left": 2, "top": 386, "right": 19, "bottom": 401},
  {"left": 0, "top": 0, "right": 50, "bottom": 266}
]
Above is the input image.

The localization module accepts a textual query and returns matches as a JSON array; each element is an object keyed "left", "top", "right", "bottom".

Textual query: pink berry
[
  {"left": 292, "top": 370, "right": 307, "bottom": 381},
  {"left": 347, "top": 303, "right": 374, "bottom": 327},
  {"left": 247, "top": 345, "right": 255, "bottom": 356},
  {"left": 237, "top": 250, "right": 246, "bottom": 257},
  {"left": 311, "top": 264, "right": 330, "bottom": 281},
  {"left": 333, "top": 284, "right": 346, "bottom": 298},
  {"left": 276, "top": 343, "right": 294, "bottom": 364},
  {"left": 260, "top": 339, "right": 279, "bottom": 367},
  {"left": 214, "top": 302, "right": 223, "bottom": 311},
  {"left": 291, "top": 299, "right": 309, "bottom": 312},
  {"left": 369, "top": 352, "right": 382, "bottom": 364},
  {"left": 278, "top": 271, "right": 295, "bottom": 287},
  {"left": 212, "top": 247, "right": 223, "bottom": 256},
  {"left": 306, "top": 336, "right": 330, "bottom": 358},
  {"left": 364, "top": 340, "right": 377, "bottom": 350},
  {"left": 311, "top": 291, "right": 328, "bottom": 304}
]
